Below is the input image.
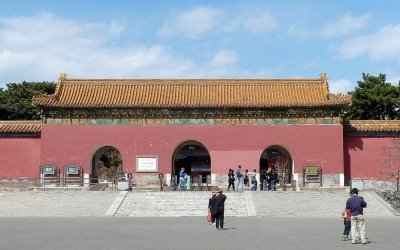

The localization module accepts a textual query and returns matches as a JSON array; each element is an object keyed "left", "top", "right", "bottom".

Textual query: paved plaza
[
  {"left": 0, "top": 189, "right": 399, "bottom": 249},
  {"left": 0, "top": 189, "right": 397, "bottom": 217},
  {"left": 1, "top": 217, "right": 400, "bottom": 250}
]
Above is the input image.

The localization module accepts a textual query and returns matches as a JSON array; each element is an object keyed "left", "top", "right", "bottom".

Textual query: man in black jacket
[
  {"left": 213, "top": 189, "right": 227, "bottom": 230},
  {"left": 260, "top": 170, "right": 267, "bottom": 191},
  {"left": 227, "top": 169, "right": 235, "bottom": 191},
  {"left": 346, "top": 188, "right": 368, "bottom": 244}
]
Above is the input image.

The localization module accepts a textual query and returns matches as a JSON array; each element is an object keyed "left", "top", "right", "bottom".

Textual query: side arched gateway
[
  {"left": 91, "top": 145, "right": 123, "bottom": 183},
  {"left": 172, "top": 141, "right": 211, "bottom": 183},
  {"left": 260, "top": 145, "right": 293, "bottom": 184}
]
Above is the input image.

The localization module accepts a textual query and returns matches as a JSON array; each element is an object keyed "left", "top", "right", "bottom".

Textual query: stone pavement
[
  {"left": 0, "top": 189, "right": 397, "bottom": 217},
  {"left": 0, "top": 190, "right": 119, "bottom": 217},
  {"left": 252, "top": 190, "right": 395, "bottom": 217},
  {"left": 115, "top": 191, "right": 247, "bottom": 217},
  {"left": 1, "top": 217, "right": 400, "bottom": 250}
]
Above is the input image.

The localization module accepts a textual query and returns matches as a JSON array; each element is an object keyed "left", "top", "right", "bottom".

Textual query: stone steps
[
  {"left": 115, "top": 191, "right": 247, "bottom": 217},
  {"left": 252, "top": 190, "right": 394, "bottom": 217},
  {"left": 115, "top": 190, "right": 396, "bottom": 217}
]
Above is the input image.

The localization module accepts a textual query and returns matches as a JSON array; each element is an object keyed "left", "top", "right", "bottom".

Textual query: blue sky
[{"left": 1, "top": 0, "right": 399, "bottom": 93}]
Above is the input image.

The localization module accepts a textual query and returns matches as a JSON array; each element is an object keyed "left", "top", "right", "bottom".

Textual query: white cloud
[
  {"left": 300, "top": 61, "right": 318, "bottom": 70},
  {"left": 336, "top": 24, "right": 400, "bottom": 62},
  {"left": 288, "top": 13, "right": 369, "bottom": 39},
  {"left": 321, "top": 13, "right": 370, "bottom": 37},
  {"left": 287, "top": 24, "right": 316, "bottom": 38},
  {"left": 0, "top": 13, "right": 201, "bottom": 87},
  {"left": 329, "top": 79, "right": 355, "bottom": 94},
  {"left": 0, "top": 13, "right": 277, "bottom": 89},
  {"left": 383, "top": 68, "right": 400, "bottom": 85},
  {"left": 208, "top": 50, "right": 238, "bottom": 67},
  {"left": 158, "top": 7, "right": 221, "bottom": 39},
  {"left": 226, "top": 9, "right": 278, "bottom": 33}
]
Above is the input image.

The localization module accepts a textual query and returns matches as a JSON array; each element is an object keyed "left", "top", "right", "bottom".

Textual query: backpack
[{"left": 236, "top": 170, "right": 242, "bottom": 178}]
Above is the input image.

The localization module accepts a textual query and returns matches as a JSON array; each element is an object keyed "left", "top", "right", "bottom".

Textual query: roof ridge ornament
[
  {"left": 55, "top": 73, "right": 68, "bottom": 101},
  {"left": 320, "top": 72, "right": 329, "bottom": 98}
]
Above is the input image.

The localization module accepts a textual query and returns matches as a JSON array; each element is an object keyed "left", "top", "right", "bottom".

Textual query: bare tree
[
  {"left": 272, "top": 156, "right": 289, "bottom": 191},
  {"left": 383, "top": 138, "right": 400, "bottom": 190}
]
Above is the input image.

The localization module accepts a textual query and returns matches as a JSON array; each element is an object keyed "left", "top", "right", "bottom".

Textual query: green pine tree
[{"left": 345, "top": 73, "right": 400, "bottom": 120}]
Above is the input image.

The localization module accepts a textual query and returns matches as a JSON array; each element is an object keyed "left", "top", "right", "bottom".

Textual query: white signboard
[{"left": 136, "top": 156, "right": 158, "bottom": 172}]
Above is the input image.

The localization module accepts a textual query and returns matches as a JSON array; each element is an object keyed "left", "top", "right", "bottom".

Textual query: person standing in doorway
[
  {"left": 213, "top": 189, "right": 227, "bottom": 230},
  {"left": 260, "top": 170, "right": 267, "bottom": 191},
  {"left": 227, "top": 169, "right": 235, "bottom": 191},
  {"left": 236, "top": 165, "right": 244, "bottom": 191},
  {"left": 346, "top": 188, "right": 368, "bottom": 244},
  {"left": 266, "top": 168, "right": 273, "bottom": 191},
  {"left": 178, "top": 168, "right": 186, "bottom": 191}
]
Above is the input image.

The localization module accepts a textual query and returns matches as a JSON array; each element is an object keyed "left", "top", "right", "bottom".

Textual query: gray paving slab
[
  {"left": 0, "top": 217, "right": 399, "bottom": 250},
  {"left": 0, "top": 191, "right": 119, "bottom": 217},
  {"left": 252, "top": 190, "right": 394, "bottom": 217},
  {"left": 0, "top": 189, "right": 395, "bottom": 218},
  {"left": 244, "top": 191, "right": 256, "bottom": 216}
]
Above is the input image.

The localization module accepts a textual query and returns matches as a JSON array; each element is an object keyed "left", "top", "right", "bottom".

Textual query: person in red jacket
[{"left": 342, "top": 208, "right": 351, "bottom": 240}]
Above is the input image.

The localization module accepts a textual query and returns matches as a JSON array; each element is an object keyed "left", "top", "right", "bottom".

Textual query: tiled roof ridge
[
  {"left": 349, "top": 120, "right": 400, "bottom": 124},
  {"left": 32, "top": 73, "right": 352, "bottom": 109},
  {"left": 0, "top": 120, "right": 42, "bottom": 124},
  {"left": 61, "top": 78, "right": 324, "bottom": 85},
  {"left": 0, "top": 120, "right": 42, "bottom": 134},
  {"left": 346, "top": 120, "right": 400, "bottom": 132}
]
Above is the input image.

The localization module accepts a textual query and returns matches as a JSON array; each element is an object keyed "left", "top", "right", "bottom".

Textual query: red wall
[
  {"left": 0, "top": 137, "right": 41, "bottom": 179},
  {"left": 40, "top": 124, "right": 344, "bottom": 176},
  {"left": 344, "top": 136, "right": 399, "bottom": 181}
]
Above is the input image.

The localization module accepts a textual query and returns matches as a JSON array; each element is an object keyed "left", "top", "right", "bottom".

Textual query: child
[
  {"left": 342, "top": 208, "right": 351, "bottom": 240},
  {"left": 342, "top": 208, "right": 360, "bottom": 241}
]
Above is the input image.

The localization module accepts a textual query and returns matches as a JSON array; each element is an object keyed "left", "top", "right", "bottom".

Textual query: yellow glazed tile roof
[
  {"left": 33, "top": 73, "right": 351, "bottom": 109},
  {"left": 0, "top": 121, "right": 42, "bottom": 133},
  {"left": 347, "top": 120, "right": 400, "bottom": 132}
]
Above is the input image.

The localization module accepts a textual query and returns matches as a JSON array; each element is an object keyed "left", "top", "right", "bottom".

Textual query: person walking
[
  {"left": 236, "top": 165, "right": 244, "bottom": 191},
  {"left": 251, "top": 169, "right": 257, "bottom": 191},
  {"left": 244, "top": 169, "right": 249, "bottom": 190},
  {"left": 177, "top": 168, "right": 186, "bottom": 191},
  {"left": 208, "top": 192, "right": 217, "bottom": 225},
  {"left": 213, "top": 189, "right": 227, "bottom": 230},
  {"left": 341, "top": 207, "right": 351, "bottom": 241},
  {"left": 227, "top": 169, "right": 235, "bottom": 191},
  {"left": 346, "top": 188, "right": 368, "bottom": 244}
]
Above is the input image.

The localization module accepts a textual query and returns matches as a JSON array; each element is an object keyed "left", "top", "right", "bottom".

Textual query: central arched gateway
[
  {"left": 172, "top": 141, "right": 211, "bottom": 183},
  {"left": 260, "top": 145, "right": 293, "bottom": 184}
]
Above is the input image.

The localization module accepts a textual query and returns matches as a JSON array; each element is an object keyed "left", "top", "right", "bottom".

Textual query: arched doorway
[
  {"left": 91, "top": 146, "right": 123, "bottom": 183},
  {"left": 260, "top": 145, "right": 293, "bottom": 184},
  {"left": 172, "top": 141, "right": 211, "bottom": 183}
]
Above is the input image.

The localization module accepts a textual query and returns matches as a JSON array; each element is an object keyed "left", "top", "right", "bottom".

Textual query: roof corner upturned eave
[{"left": 32, "top": 73, "right": 66, "bottom": 108}]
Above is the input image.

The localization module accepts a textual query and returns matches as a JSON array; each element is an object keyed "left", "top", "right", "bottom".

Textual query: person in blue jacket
[{"left": 177, "top": 168, "right": 186, "bottom": 191}]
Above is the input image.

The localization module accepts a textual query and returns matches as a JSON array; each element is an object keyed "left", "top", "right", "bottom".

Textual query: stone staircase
[
  {"left": 252, "top": 190, "right": 395, "bottom": 217},
  {"left": 114, "top": 190, "right": 397, "bottom": 217},
  {"left": 115, "top": 191, "right": 247, "bottom": 217}
]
